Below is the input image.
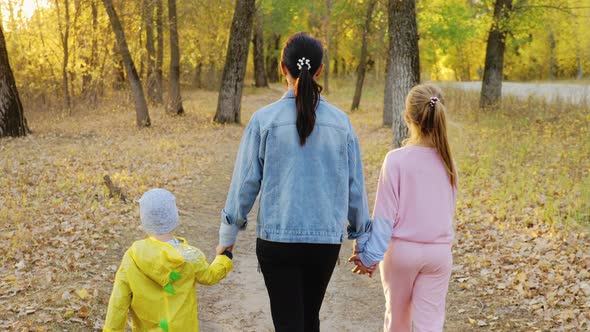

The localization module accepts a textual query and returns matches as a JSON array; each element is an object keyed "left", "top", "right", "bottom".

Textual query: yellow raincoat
[{"left": 103, "top": 237, "right": 232, "bottom": 332}]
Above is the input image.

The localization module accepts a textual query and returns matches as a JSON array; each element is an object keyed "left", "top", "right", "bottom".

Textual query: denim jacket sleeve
[
  {"left": 219, "top": 119, "right": 263, "bottom": 247},
  {"left": 346, "top": 126, "right": 371, "bottom": 242}
]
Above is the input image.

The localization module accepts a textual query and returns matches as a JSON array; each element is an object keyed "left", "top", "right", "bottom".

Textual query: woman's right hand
[{"left": 216, "top": 244, "right": 234, "bottom": 255}]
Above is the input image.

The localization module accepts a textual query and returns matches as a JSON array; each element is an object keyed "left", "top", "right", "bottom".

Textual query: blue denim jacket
[{"left": 218, "top": 89, "right": 371, "bottom": 247}]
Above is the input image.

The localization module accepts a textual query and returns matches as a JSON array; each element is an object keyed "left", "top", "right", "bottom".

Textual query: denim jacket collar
[{"left": 281, "top": 89, "right": 325, "bottom": 102}]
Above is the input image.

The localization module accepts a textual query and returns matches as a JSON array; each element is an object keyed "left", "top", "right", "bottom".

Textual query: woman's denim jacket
[{"left": 219, "top": 90, "right": 371, "bottom": 247}]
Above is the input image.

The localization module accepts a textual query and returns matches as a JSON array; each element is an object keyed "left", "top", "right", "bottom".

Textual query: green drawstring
[
  {"left": 163, "top": 271, "right": 182, "bottom": 295},
  {"left": 158, "top": 318, "right": 169, "bottom": 332}
]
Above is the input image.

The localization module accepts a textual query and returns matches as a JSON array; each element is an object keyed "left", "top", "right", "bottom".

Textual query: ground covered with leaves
[{"left": 1, "top": 82, "right": 589, "bottom": 331}]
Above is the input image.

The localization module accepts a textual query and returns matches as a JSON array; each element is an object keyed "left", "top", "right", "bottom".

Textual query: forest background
[{"left": 1, "top": 0, "right": 590, "bottom": 331}]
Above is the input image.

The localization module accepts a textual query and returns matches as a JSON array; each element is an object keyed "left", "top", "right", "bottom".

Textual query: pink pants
[{"left": 380, "top": 239, "right": 452, "bottom": 332}]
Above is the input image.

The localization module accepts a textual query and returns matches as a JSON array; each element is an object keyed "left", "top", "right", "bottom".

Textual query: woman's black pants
[{"left": 256, "top": 238, "right": 341, "bottom": 332}]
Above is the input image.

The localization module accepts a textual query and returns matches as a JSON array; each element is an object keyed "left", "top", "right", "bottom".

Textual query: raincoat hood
[
  {"left": 103, "top": 236, "right": 232, "bottom": 332},
  {"left": 129, "top": 237, "right": 186, "bottom": 288}
]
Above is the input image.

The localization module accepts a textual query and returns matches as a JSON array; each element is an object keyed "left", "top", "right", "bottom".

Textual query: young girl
[{"left": 354, "top": 84, "right": 457, "bottom": 331}]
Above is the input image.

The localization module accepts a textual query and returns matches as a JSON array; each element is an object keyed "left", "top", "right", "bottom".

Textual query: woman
[{"left": 217, "top": 32, "right": 371, "bottom": 331}]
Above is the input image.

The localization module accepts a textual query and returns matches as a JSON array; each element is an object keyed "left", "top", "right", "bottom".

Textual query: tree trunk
[
  {"left": 480, "top": 0, "right": 513, "bottom": 109},
  {"left": 167, "top": 0, "right": 184, "bottom": 114},
  {"left": 386, "top": 0, "right": 420, "bottom": 148},
  {"left": 138, "top": 3, "right": 145, "bottom": 81},
  {"left": 154, "top": 0, "right": 164, "bottom": 104},
  {"left": 102, "top": 0, "right": 151, "bottom": 127},
  {"left": 0, "top": 24, "right": 27, "bottom": 137},
  {"left": 548, "top": 26, "right": 556, "bottom": 80},
  {"left": 193, "top": 61, "right": 202, "bottom": 88},
  {"left": 577, "top": 52, "right": 583, "bottom": 79},
  {"left": 143, "top": 0, "right": 157, "bottom": 103},
  {"left": 56, "top": 0, "right": 71, "bottom": 110},
  {"left": 252, "top": 4, "right": 268, "bottom": 88},
  {"left": 82, "top": 0, "right": 98, "bottom": 101},
  {"left": 214, "top": 0, "right": 256, "bottom": 124},
  {"left": 266, "top": 33, "right": 280, "bottom": 83},
  {"left": 383, "top": 50, "right": 393, "bottom": 126},
  {"left": 351, "top": 0, "right": 376, "bottom": 111},
  {"left": 323, "top": 0, "right": 332, "bottom": 94}
]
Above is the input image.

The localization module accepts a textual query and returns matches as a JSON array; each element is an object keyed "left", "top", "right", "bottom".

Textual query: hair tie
[
  {"left": 297, "top": 57, "right": 311, "bottom": 70},
  {"left": 429, "top": 96, "right": 439, "bottom": 107}
]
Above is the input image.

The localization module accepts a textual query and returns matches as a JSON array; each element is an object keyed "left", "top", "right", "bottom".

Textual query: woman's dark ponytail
[
  {"left": 281, "top": 32, "right": 324, "bottom": 146},
  {"left": 295, "top": 66, "right": 322, "bottom": 145}
]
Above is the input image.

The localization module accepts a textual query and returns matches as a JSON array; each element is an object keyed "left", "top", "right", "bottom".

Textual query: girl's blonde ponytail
[{"left": 405, "top": 84, "right": 456, "bottom": 187}]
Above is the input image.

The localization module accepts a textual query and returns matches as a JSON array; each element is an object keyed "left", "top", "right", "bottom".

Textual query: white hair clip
[
  {"left": 297, "top": 57, "right": 311, "bottom": 70},
  {"left": 429, "top": 96, "right": 439, "bottom": 107}
]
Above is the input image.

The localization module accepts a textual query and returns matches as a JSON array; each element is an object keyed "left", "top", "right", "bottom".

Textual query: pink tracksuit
[{"left": 373, "top": 146, "right": 457, "bottom": 332}]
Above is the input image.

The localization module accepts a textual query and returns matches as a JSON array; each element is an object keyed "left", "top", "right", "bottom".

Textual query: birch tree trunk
[
  {"left": 480, "top": 0, "right": 513, "bottom": 109},
  {"left": 102, "top": 0, "right": 151, "bottom": 127},
  {"left": 214, "top": 0, "right": 256, "bottom": 124},
  {"left": 386, "top": 0, "right": 420, "bottom": 148},
  {"left": 351, "top": 0, "right": 376, "bottom": 111},
  {"left": 0, "top": 24, "right": 27, "bottom": 137}
]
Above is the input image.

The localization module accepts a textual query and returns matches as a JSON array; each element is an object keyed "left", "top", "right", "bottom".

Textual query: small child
[
  {"left": 352, "top": 84, "right": 457, "bottom": 332},
  {"left": 103, "top": 188, "right": 233, "bottom": 332}
]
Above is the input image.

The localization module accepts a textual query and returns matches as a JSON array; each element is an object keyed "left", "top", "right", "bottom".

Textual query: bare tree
[
  {"left": 214, "top": 0, "right": 256, "bottom": 123},
  {"left": 82, "top": 0, "right": 99, "bottom": 102},
  {"left": 384, "top": 0, "right": 420, "bottom": 147},
  {"left": 167, "top": 0, "right": 184, "bottom": 114},
  {"left": 266, "top": 33, "right": 281, "bottom": 83},
  {"left": 55, "top": 0, "right": 71, "bottom": 110},
  {"left": 351, "top": 0, "right": 377, "bottom": 111},
  {"left": 0, "top": 24, "right": 27, "bottom": 137},
  {"left": 480, "top": 0, "right": 513, "bottom": 109},
  {"left": 383, "top": 53, "right": 393, "bottom": 126},
  {"left": 102, "top": 0, "right": 151, "bottom": 127},
  {"left": 155, "top": 0, "right": 164, "bottom": 104},
  {"left": 252, "top": 3, "right": 268, "bottom": 88},
  {"left": 548, "top": 25, "right": 557, "bottom": 80},
  {"left": 323, "top": 0, "right": 333, "bottom": 94},
  {"left": 143, "top": 0, "right": 158, "bottom": 103}
]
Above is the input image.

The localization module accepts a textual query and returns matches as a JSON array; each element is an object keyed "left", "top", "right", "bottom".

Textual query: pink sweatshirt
[
  {"left": 357, "top": 146, "right": 458, "bottom": 266},
  {"left": 377, "top": 145, "right": 457, "bottom": 243}
]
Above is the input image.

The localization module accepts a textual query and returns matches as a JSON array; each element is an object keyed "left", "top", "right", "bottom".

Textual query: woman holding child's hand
[{"left": 217, "top": 32, "right": 372, "bottom": 331}]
